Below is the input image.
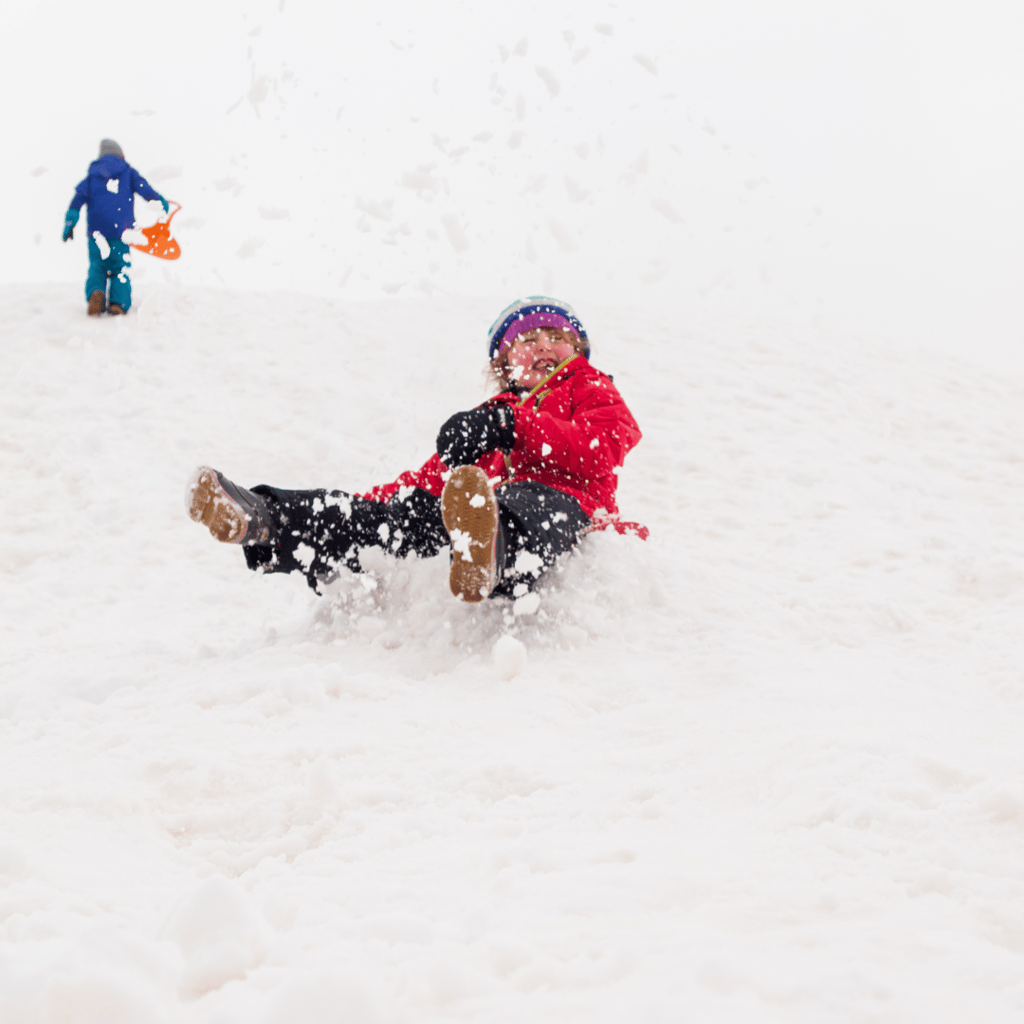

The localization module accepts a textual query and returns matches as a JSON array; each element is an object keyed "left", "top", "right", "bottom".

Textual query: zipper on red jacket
[
  {"left": 516, "top": 354, "right": 578, "bottom": 409},
  {"left": 500, "top": 355, "right": 579, "bottom": 483}
]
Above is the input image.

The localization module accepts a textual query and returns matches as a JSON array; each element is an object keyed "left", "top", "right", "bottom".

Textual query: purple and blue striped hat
[{"left": 487, "top": 296, "right": 590, "bottom": 360}]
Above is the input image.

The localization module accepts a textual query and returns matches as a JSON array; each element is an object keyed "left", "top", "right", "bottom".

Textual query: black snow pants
[{"left": 243, "top": 481, "right": 590, "bottom": 598}]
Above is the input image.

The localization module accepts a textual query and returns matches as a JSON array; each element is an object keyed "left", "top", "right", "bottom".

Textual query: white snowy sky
[{"left": 4, "top": 0, "right": 1024, "bottom": 368}]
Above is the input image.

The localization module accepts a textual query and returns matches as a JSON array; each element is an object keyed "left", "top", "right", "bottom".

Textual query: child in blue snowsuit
[{"left": 63, "top": 139, "right": 168, "bottom": 316}]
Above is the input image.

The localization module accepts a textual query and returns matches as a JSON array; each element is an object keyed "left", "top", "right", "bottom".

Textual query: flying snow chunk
[
  {"left": 565, "top": 178, "right": 589, "bottom": 203},
  {"left": 214, "top": 176, "right": 243, "bottom": 196},
  {"left": 295, "top": 543, "right": 315, "bottom": 570},
  {"left": 249, "top": 74, "right": 270, "bottom": 116},
  {"left": 355, "top": 197, "right": 393, "bottom": 221},
  {"left": 634, "top": 53, "right": 658, "bottom": 76},
  {"left": 150, "top": 164, "right": 183, "bottom": 181},
  {"left": 92, "top": 231, "right": 111, "bottom": 259},
  {"left": 236, "top": 237, "right": 265, "bottom": 260},
  {"left": 546, "top": 218, "right": 576, "bottom": 252},
  {"left": 651, "top": 198, "right": 683, "bottom": 223},
  {"left": 399, "top": 165, "right": 440, "bottom": 198},
  {"left": 440, "top": 214, "right": 470, "bottom": 253},
  {"left": 493, "top": 634, "right": 528, "bottom": 679},
  {"left": 106, "top": 178, "right": 119, "bottom": 193},
  {"left": 450, "top": 527, "right": 473, "bottom": 560},
  {"left": 534, "top": 66, "right": 561, "bottom": 97},
  {"left": 514, "top": 550, "right": 545, "bottom": 578},
  {"left": 513, "top": 592, "right": 541, "bottom": 617},
  {"left": 642, "top": 258, "right": 671, "bottom": 285}
]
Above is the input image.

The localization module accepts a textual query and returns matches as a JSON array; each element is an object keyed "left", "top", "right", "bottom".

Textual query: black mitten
[{"left": 437, "top": 404, "right": 516, "bottom": 466}]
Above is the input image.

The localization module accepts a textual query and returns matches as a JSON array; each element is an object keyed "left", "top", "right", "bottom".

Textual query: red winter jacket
[{"left": 360, "top": 355, "right": 642, "bottom": 521}]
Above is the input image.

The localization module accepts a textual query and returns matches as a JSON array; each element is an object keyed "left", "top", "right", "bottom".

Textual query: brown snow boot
[
  {"left": 441, "top": 465, "right": 501, "bottom": 602},
  {"left": 87, "top": 290, "right": 105, "bottom": 316},
  {"left": 186, "top": 467, "right": 276, "bottom": 545},
  {"left": 109, "top": 303, "right": 125, "bottom": 316}
]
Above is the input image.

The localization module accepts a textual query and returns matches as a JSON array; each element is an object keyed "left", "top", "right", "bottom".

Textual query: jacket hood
[{"left": 88, "top": 153, "right": 128, "bottom": 178}]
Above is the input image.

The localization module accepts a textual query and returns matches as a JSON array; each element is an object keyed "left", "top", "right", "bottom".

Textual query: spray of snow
[{"left": 91, "top": 230, "right": 111, "bottom": 259}]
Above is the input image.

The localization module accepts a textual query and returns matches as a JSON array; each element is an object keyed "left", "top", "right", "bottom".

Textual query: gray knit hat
[{"left": 99, "top": 139, "right": 124, "bottom": 158}]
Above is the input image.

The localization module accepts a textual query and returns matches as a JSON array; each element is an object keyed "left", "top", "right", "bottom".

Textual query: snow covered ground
[
  {"left": 4, "top": 1, "right": 1024, "bottom": 1020},
  {"left": 4, "top": 286, "right": 1024, "bottom": 1022}
]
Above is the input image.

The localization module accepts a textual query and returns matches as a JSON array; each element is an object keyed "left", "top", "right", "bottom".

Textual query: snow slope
[{"left": 3, "top": 286, "right": 1024, "bottom": 1022}]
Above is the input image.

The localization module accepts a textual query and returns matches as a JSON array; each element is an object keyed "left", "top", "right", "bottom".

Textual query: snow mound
[
  {"left": 6, "top": 284, "right": 1024, "bottom": 1022},
  {"left": 302, "top": 529, "right": 664, "bottom": 676},
  {"left": 160, "top": 876, "right": 270, "bottom": 999}
]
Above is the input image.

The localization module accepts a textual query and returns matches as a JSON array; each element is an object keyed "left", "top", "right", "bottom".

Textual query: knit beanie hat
[
  {"left": 487, "top": 296, "right": 590, "bottom": 360},
  {"left": 99, "top": 139, "right": 124, "bottom": 158}
]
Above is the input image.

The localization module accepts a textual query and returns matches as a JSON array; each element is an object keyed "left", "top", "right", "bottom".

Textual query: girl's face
[{"left": 504, "top": 328, "right": 578, "bottom": 388}]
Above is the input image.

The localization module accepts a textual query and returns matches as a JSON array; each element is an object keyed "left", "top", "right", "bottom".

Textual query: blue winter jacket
[{"left": 69, "top": 154, "right": 163, "bottom": 239}]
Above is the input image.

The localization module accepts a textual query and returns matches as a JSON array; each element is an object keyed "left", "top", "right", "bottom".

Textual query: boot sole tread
[
  {"left": 441, "top": 466, "right": 499, "bottom": 602},
  {"left": 187, "top": 467, "right": 247, "bottom": 544}
]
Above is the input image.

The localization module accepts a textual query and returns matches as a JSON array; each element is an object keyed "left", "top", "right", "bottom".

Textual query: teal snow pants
[{"left": 85, "top": 234, "right": 132, "bottom": 312}]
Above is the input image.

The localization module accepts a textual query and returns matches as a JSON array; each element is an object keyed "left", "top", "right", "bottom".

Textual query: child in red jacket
[{"left": 186, "top": 297, "right": 643, "bottom": 602}]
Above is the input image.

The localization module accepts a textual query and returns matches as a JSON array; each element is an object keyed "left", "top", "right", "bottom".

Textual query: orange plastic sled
[{"left": 131, "top": 201, "right": 182, "bottom": 260}]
